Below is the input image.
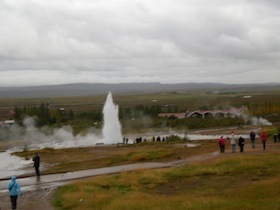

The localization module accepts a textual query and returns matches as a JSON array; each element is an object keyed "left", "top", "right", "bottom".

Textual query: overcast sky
[{"left": 0, "top": 0, "right": 280, "bottom": 87}]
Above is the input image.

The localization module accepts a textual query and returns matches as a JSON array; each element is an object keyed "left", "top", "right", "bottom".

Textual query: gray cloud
[{"left": 0, "top": 0, "right": 280, "bottom": 86}]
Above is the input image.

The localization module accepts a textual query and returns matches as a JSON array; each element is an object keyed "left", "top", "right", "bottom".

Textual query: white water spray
[{"left": 102, "top": 92, "right": 122, "bottom": 144}]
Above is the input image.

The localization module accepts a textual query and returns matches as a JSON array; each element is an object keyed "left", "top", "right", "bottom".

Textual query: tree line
[
  {"left": 14, "top": 103, "right": 74, "bottom": 126},
  {"left": 12, "top": 102, "right": 279, "bottom": 134},
  {"left": 13, "top": 104, "right": 164, "bottom": 127}
]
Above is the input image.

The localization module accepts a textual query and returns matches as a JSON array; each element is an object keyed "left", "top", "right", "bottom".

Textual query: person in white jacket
[{"left": 230, "top": 132, "right": 236, "bottom": 153}]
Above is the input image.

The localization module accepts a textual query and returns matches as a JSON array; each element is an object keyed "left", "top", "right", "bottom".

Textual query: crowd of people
[
  {"left": 123, "top": 135, "right": 170, "bottom": 144},
  {"left": 217, "top": 130, "right": 280, "bottom": 153}
]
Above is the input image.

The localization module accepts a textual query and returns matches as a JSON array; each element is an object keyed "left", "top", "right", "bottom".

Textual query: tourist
[
  {"left": 273, "top": 133, "right": 277, "bottom": 143},
  {"left": 8, "top": 176, "right": 22, "bottom": 210},
  {"left": 249, "top": 131, "right": 256, "bottom": 148},
  {"left": 217, "top": 136, "right": 225, "bottom": 153},
  {"left": 33, "top": 153, "right": 40, "bottom": 177},
  {"left": 230, "top": 132, "right": 236, "bottom": 153},
  {"left": 157, "top": 136, "right": 161, "bottom": 142},
  {"left": 260, "top": 131, "right": 267, "bottom": 150},
  {"left": 238, "top": 136, "right": 245, "bottom": 152}
]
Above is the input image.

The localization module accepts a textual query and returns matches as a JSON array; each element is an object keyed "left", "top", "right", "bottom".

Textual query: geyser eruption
[{"left": 102, "top": 92, "right": 122, "bottom": 144}]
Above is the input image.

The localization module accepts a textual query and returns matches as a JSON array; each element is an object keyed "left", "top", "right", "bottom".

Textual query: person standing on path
[
  {"left": 230, "top": 132, "right": 236, "bottom": 153},
  {"left": 238, "top": 136, "right": 245, "bottom": 152},
  {"left": 7, "top": 176, "right": 22, "bottom": 210},
  {"left": 273, "top": 133, "right": 277, "bottom": 143},
  {"left": 260, "top": 131, "right": 267, "bottom": 150},
  {"left": 249, "top": 131, "right": 256, "bottom": 148},
  {"left": 217, "top": 136, "right": 226, "bottom": 153},
  {"left": 32, "top": 153, "right": 40, "bottom": 177}
]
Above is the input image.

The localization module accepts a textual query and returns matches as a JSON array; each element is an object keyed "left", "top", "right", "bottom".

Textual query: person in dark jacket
[
  {"left": 7, "top": 176, "right": 22, "bottom": 210},
  {"left": 238, "top": 136, "right": 245, "bottom": 152},
  {"left": 32, "top": 153, "right": 40, "bottom": 177},
  {"left": 249, "top": 131, "right": 256, "bottom": 148}
]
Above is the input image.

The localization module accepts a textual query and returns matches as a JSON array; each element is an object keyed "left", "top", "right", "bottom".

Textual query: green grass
[{"left": 52, "top": 151, "right": 280, "bottom": 210}]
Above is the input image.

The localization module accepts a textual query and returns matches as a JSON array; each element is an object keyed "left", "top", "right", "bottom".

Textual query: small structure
[
  {"left": 1, "top": 120, "right": 15, "bottom": 127},
  {"left": 158, "top": 108, "right": 241, "bottom": 119},
  {"left": 242, "top": 96, "right": 252, "bottom": 99},
  {"left": 187, "top": 109, "right": 240, "bottom": 118}
]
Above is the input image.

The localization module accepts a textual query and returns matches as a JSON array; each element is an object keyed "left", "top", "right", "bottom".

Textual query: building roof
[
  {"left": 158, "top": 108, "right": 242, "bottom": 119},
  {"left": 188, "top": 108, "right": 241, "bottom": 117},
  {"left": 3, "top": 120, "right": 15, "bottom": 124}
]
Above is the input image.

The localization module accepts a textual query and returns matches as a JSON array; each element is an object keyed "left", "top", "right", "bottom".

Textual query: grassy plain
[
  {"left": 51, "top": 142, "right": 280, "bottom": 210},
  {"left": 1, "top": 89, "right": 280, "bottom": 117},
  {"left": 2, "top": 90, "right": 280, "bottom": 134}
]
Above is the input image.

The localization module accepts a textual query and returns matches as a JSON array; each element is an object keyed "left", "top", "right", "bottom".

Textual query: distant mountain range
[{"left": 0, "top": 82, "right": 279, "bottom": 98}]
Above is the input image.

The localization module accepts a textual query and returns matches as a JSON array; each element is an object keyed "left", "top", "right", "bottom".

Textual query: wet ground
[{"left": 0, "top": 151, "right": 220, "bottom": 209}]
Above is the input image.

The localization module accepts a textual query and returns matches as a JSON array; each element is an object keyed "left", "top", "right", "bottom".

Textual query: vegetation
[
  {"left": 14, "top": 103, "right": 75, "bottom": 126},
  {"left": 52, "top": 149, "right": 280, "bottom": 210},
  {"left": 0, "top": 90, "right": 279, "bottom": 136}
]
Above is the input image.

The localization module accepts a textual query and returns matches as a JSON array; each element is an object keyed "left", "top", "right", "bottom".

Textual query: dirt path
[{"left": 0, "top": 187, "right": 55, "bottom": 210}]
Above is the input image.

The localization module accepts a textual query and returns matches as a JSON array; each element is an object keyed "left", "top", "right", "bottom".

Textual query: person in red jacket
[
  {"left": 260, "top": 131, "right": 267, "bottom": 150},
  {"left": 217, "top": 136, "right": 226, "bottom": 153}
]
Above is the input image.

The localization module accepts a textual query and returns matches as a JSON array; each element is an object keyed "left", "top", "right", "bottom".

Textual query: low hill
[{"left": 0, "top": 82, "right": 280, "bottom": 98}]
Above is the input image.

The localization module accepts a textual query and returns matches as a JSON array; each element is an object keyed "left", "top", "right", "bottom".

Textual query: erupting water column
[{"left": 102, "top": 92, "right": 122, "bottom": 144}]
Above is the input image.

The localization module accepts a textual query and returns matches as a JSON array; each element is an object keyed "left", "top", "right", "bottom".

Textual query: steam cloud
[
  {"left": 1, "top": 91, "right": 123, "bottom": 149},
  {"left": 0, "top": 116, "right": 104, "bottom": 150},
  {"left": 238, "top": 106, "right": 272, "bottom": 126}
]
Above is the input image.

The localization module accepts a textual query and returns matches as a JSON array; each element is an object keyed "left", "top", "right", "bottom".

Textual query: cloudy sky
[{"left": 0, "top": 0, "right": 280, "bottom": 87}]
